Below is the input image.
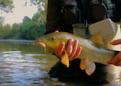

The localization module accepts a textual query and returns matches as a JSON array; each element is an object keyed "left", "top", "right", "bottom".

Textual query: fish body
[{"left": 36, "top": 32, "right": 115, "bottom": 75}]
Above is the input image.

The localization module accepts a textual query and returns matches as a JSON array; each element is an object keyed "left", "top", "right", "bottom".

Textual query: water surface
[{"left": 0, "top": 40, "right": 120, "bottom": 86}]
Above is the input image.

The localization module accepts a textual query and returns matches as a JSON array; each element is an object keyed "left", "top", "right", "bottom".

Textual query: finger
[
  {"left": 115, "top": 52, "right": 121, "bottom": 66},
  {"left": 111, "top": 39, "right": 121, "bottom": 45},
  {"left": 69, "top": 40, "right": 79, "bottom": 60},
  {"left": 55, "top": 42, "right": 65, "bottom": 58},
  {"left": 66, "top": 39, "right": 74, "bottom": 56},
  {"left": 70, "top": 46, "right": 83, "bottom": 61},
  {"left": 74, "top": 46, "right": 83, "bottom": 58},
  {"left": 108, "top": 52, "right": 121, "bottom": 65}
]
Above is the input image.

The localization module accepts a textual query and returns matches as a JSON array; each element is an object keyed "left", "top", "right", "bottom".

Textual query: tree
[
  {"left": 23, "top": 16, "right": 31, "bottom": 22},
  {"left": 29, "top": 0, "right": 45, "bottom": 7},
  {"left": 0, "top": 0, "right": 14, "bottom": 13},
  {"left": 0, "top": 0, "right": 14, "bottom": 28},
  {"left": 0, "top": 16, "right": 4, "bottom": 24},
  {"left": 32, "top": 11, "right": 46, "bottom": 25},
  {"left": 29, "top": 0, "right": 47, "bottom": 22},
  {"left": 19, "top": 20, "right": 45, "bottom": 40},
  {"left": 0, "top": 24, "right": 11, "bottom": 38}
]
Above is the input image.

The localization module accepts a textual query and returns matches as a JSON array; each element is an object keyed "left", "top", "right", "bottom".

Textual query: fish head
[{"left": 35, "top": 32, "right": 73, "bottom": 50}]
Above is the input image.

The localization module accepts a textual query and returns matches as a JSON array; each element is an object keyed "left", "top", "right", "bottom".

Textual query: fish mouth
[{"left": 35, "top": 38, "right": 46, "bottom": 48}]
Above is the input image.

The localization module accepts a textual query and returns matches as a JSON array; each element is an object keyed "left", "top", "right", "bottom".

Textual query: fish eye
[{"left": 50, "top": 37, "right": 56, "bottom": 40}]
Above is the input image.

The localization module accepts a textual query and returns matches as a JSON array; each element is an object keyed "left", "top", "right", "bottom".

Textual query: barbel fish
[{"left": 35, "top": 32, "right": 116, "bottom": 75}]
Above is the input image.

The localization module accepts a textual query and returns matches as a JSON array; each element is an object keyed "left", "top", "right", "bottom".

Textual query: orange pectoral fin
[
  {"left": 80, "top": 59, "right": 86, "bottom": 70},
  {"left": 80, "top": 59, "right": 96, "bottom": 76},
  {"left": 61, "top": 51, "right": 69, "bottom": 68}
]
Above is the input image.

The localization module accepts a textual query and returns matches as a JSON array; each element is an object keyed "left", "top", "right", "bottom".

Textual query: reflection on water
[
  {"left": 0, "top": 40, "right": 121, "bottom": 86},
  {"left": 0, "top": 40, "right": 63, "bottom": 86}
]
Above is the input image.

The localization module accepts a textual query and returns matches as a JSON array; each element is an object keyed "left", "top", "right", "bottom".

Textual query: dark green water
[{"left": 0, "top": 40, "right": 120, "bottom": 86}]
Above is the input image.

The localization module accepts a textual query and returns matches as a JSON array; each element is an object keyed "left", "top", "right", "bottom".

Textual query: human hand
[
  {"left": 108, "top": 39, "right": 121, "bottom": 66},
  {"left": 55, "top": 39, "right": 82, "bottom": 61}
]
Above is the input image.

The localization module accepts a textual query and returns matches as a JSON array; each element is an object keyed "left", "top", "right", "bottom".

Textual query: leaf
[{"left": 61, "top": 52, "right": 69, "bottom": 68}]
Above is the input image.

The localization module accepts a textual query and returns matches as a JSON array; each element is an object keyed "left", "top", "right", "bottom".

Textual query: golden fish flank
[
  {"left": 36, "top": 32, "right": 115, "bottom": 75},
  {"left": 90, "top": 33, "right": 104, "bottom": 48}
]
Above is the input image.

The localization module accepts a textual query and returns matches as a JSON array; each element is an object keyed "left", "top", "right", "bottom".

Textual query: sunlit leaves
[
  {"left": 32, "top": 11, "right": 46, "bottom": 24},
  {"left": 19, "top": 20, "right": 46, "bottom": 40},
  {"left": 0, "top": 0, "right": 46, "bottom": 40}
]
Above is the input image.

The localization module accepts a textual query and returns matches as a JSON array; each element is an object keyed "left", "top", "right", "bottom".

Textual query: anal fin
[{"left": 80, "top": 58, "right": 96, "bottom": 76}]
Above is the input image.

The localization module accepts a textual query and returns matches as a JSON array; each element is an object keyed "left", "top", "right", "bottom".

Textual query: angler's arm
[{"left": 108, "top": 39, "right": 121, "bottom": 66}]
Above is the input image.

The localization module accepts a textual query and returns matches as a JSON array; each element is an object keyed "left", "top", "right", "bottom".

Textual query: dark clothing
[
  {"left": 46, "top": 0, "right": 118, "bottom": 33},
  {"left": 112, "top": 0, "right": 121, "bottom": 21},
  {"left": 49, "top": 59, "right": 108, "bottom": 84}
]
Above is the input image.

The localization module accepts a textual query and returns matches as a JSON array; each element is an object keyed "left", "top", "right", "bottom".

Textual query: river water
[
  {"left": 0, "top": 40, "right": 61, "bottom": 86},
  {"left": 0, "top": 40, "right": 121, "bottom": 86}
]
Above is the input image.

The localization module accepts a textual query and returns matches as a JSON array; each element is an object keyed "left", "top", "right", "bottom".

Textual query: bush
[
  {"left": 19, "top": 21, "right": 46, "bottom": 40},
  {"left": 0, "top": 23, "right": 20, "bottom": 39}
]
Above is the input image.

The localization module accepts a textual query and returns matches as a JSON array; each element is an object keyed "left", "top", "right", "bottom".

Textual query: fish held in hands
[{"left": 35, "top": 32, "right": 115, "bottom": 75}]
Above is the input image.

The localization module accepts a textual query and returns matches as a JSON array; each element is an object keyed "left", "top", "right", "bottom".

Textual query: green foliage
[
  {"left": 23, "top": 16, "right": 31, "bottom": 22},
  {"left": 30, "top": 0, "right": 47, "bottom": 23},
  {"left": 10, "top": 23, "right": 20, "bottom": 38},
  {"left": 0, "top": 14, "right": 46, "bottom": 40},
  {"left": 19, "top": 20, "right": 46, "bottom": 40},
  {"left": 15, "top": 0, "right": 47, "bottom": 40},
  {"left": 0, "top": 23, "right": 20, "bottom": 39},
  {"left": 0, "top": 0, "right": 46, "bottom": 40},
  {"left": 29, "top": 0, "right": 45, "bottom": 6},
  {"left": 0, "top": 24, "right": 11, "bottom": 38},
  {"left": 18, "top": 11, "right": 46, "bottom": 40},
  {"left": 0, "top": 17, "right": 4, "bottom": 24},
  {"left": 0, "top": 0, "right": 14, "bottom": 13},
  {"left": 32, "top": 11, "right": 46, "bottom": 24}
]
